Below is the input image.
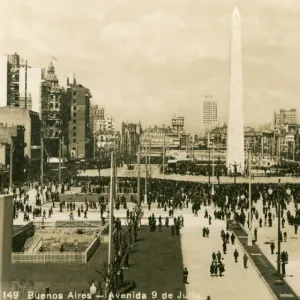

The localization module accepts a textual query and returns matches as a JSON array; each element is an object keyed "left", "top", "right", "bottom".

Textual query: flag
[{"left": 51, "top": 56, "right": 58, "bottom": 60}]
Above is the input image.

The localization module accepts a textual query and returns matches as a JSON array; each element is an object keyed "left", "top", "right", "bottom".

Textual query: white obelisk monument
[{"left": 227, "top": 6, "right": 245, "bottom": 171}]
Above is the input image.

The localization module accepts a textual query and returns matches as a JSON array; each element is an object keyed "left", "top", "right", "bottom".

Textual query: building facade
[
  {"left": 68, "top": 84, "right": 92, "bottom": 158},
  {"left": 0, "top": 53, "right": 42, "bottom": 114},
  {"left": 171, "top": 115, "right": 184, "bottom": 132},
  {"left": 273, "top": 109, "right": 297, "bottom": 130},
  {"left": 0, "top": 107, "right": 40, "bottom": 160},
  {"left": 0, "top": 124, "right": 25, "bottom": 183},
  {"left": 202, "top": 95, "right": 219, "bottom": 133},
  {"left": 42, "top": 62, "right": 69, "bottom": 157},
  {"left": 121, "top": 122, "right": 142, "bottom": 155},
  {"left": 90, "top": 105, "right": 105, "bottom": 132}
]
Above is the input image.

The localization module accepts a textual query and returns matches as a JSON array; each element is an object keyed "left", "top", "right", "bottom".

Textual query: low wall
[
  {"left": 85, "top": 223, "right": 109, "bottom": 262},
  {"left": 12, "top": 223, "right": 109, "bottom": 263},
  {"left": 12, "top": 222, "right": 35, "bottom": 252}
]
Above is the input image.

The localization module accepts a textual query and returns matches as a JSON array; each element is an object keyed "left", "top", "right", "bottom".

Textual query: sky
[{"left": 1, "top": 0, "right": 300, "bottom": 133}]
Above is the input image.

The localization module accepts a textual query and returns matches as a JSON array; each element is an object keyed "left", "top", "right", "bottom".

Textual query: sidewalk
[
  {"left": 180, "top": 207, "right": 274, "bottom": 300},
  {"left": 231, "top": 221, "right": 298, "bottom": 299}
]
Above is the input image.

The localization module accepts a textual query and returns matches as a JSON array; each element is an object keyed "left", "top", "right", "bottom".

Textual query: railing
[{"left": 12, "top": 252, "right": 86, "bottom": 263}]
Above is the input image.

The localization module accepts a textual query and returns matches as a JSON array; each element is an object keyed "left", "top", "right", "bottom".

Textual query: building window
[
  {"left": 73, "top": 132, "right": 76, "bottom": 137},
  {"left": 73, "top": 120, "right": 76, "bottom": 124},
  {"left": 55, "top": 103, "right": 59, "bottom": 108},
  {"left": 73, "top": 112, "right": 76, "bottom": 117},
  {"left": 73, "top": 126, "right": 76, "bottom": 130},
  {"left": 73, "top": 138, "right": 76, "bottom": 143},
  {"left": 74, "top": 106, "right": 76, "bottom": 110},
  {"left": 73, "top": 91, "right": 76, "bottom": 96}
]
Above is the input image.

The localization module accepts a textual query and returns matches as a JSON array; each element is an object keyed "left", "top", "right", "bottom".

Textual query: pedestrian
[
  {"left": 209, "top": 215, "right": 212, "bottom": 225},
  {"left": 283, "top": 232, "right": 287, "bottom": 242},
  {"left": 282, "top": 261, "right": 286, "bottom": 277},
  {"left": 212, "top": 252, "right": 217, "bottom": 261},
  {"left": 254, "top": 228, "right": 257, "bottom": 241},
  {"left": 270, "top": 242, "right": 275, "bottom": 255},
  {"left": 202, "top": 227, "right": 206, "bottom": 237},
  {"left": 217, "top": 251, "right": 222, "bottom": 263},
  {"left": 222, "top": 241, "right": 227, "bottom": 254},
  {"left": 183, "top": 267, "right": 188, "bottom": 284},
  {"left": 230, "top": 233, "right": 235, "bottom": 245},
  {"left": 243, "top": 254, "right": 248, "bottom": 268},
  {"left": 69, "top": 211, "right": 74, "bottom": 220},
  {"left": 259, "top": 218, "right": 262, "bottom": 228},
  {"left": 234, "top": 249, "right": 239, "bottom": 263},
  {"left": 206, "top": 227, "right": 210, "bottom": 237},
  {"left": 218, "top": 261, "right": 225, "bottom": 277},
  {"left": 90, "top": 281, "right": 97, "bottom": 300}
]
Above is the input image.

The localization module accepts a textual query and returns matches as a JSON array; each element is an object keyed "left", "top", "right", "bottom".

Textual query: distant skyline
[{"left": 1, "top": 0, "right": 300, "bottom": 132}]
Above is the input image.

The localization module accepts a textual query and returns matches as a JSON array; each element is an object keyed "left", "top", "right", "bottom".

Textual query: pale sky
[{"left": 1, "top": 0, "right": 300, "bottom": 132}]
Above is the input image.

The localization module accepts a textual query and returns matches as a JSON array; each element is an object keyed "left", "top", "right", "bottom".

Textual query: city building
[
  {"left": 90, "top": 105, "right": 105, "bottom": 132},
  {"left": 0, "top": 55, "right": 8, "bottom": 107},
  {"left": 121, "top": 122, "right": 142, "bottom": 155},
  {"left": 0, "top": 106, "right": 40, "bottom": 161},
  {"left": 42, "top": 62, "right": 69, "bottom": 157},
  {"left": 105, "top": 113, "right": 115, "bottom": 132},
  {"left": 273, "top": 108, "right": 297, "bottom": 130},
  {"left": 68, "top": 84, "right": 92, "bottom": 158},
  {"left": 0, "top": 124, "right": 25, "bottom": 183},
  {"left": 202, "top": 95, "right": 219, "bottom": 133},
  {"left": 171, "top": 115, "right": 184, "bottom": 132},
  {"left": 0, "top": 53, "right": 42, "bottom": 114}
]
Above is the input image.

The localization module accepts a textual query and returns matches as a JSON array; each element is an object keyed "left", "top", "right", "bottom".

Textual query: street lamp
[{"left": 269, "top": 179, "right": 284, "bottom": 285}]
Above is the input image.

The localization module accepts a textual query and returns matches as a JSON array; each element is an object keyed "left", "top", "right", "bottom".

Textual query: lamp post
[
  {"left": 211, "top": 138, "right": 215, "bottom": 196},
  {"left": 248, "top": 149, "right": 253, "bottom": 246},
  {"left": 208, "top": 138, "right": 211, "bottom": 185},
  {"left": 268, "top": 180, "right": 284, "bottom": 285}
]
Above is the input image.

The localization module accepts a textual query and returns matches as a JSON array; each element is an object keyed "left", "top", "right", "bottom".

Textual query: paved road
[
  {"left": 14, "top": 196, "right": 275, "bottom": 300},
  {"left": 79, "top": 166, "right": 300, "bottom": 184}
]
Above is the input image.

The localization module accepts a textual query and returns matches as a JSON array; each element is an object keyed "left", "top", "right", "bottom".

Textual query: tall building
[
  {"left": 105, "top": 113, "right": 115, "bottom": 132},
  {"left": 90, "top": 105, "right": 105, "bottom": 132},
  {"left": 0, "top": 53, "right": 42, "bottom": 114},
  {"left": 0, "top": 55, "right": 8, "bottom": 107},
  {"left": 42, "top": 62, "right": 68, "bottom": 157},
  {"left": 227, "top": 7, "right": 245, "bottom": 171},
  {"left": 121, "top": 122, "right": 142, "bottom": 154},
  {"left": 68, "top": 84, "right": 92, "bottom": 158},
  {"left": 202, "top": 95, "right": 219, "bottom": 133},
  {"left": 273, "top": 108, "right": 297, "bottom": 129},
  {"left": 171, "top": 115, "right": 184, "bottom": 132}
]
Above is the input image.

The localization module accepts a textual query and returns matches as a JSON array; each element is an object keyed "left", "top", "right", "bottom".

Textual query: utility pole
[
  {"left": 149, "top": 137, "right": 151, "bottom": 173},
  {"left": 9, "top": 137, "right": 14, "bottom": 193},
  {"left": 212, "top": 138, "right": 215, "bottom": 195},
  {"left": 137, "top": 143, "right": 141, "bottom": 208},
  {"left": 247, "top": 150, "right": 252, "bottom": 246},
  {"left": 93, "top": 132, "right": 96, "bottom": 159},
  {"left": 40, "top": 138, "right": 44, "bottom": 204},
  {"left": 58, "top": 137, "right": 61, "bottom": 186},
  {"left": 274, "top": 179, "right": 283, "bottom": 284},
  {"left": 107, "top": 151, "right": 115, "bottom": 297},
  {"left": 25, "top": 60, "right": 28, "bottom": 109},
  {"left": 162, "top": 134, "right": 165, "bottom": 175},
  {"left": 144, "top": 142, "right": 148, "bottom": 204}
]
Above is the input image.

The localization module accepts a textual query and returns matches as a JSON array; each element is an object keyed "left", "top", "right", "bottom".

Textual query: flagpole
[{"left": 106, "top": 151, "right": 115, "bottom": 298}]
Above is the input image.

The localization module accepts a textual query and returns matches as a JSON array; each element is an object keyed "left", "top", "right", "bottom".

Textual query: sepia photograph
[{"left": 0, "top": 0, "right": 300, "bottom": 299}]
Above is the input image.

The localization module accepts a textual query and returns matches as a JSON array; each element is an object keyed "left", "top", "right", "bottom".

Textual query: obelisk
[{"left": 227, "top": 6, "right": 245, "bottom": 171}]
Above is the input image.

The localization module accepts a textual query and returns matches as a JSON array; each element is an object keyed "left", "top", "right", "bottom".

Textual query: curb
[{"left": 233, "top": 231, "right": 278, "bottom": 300}]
